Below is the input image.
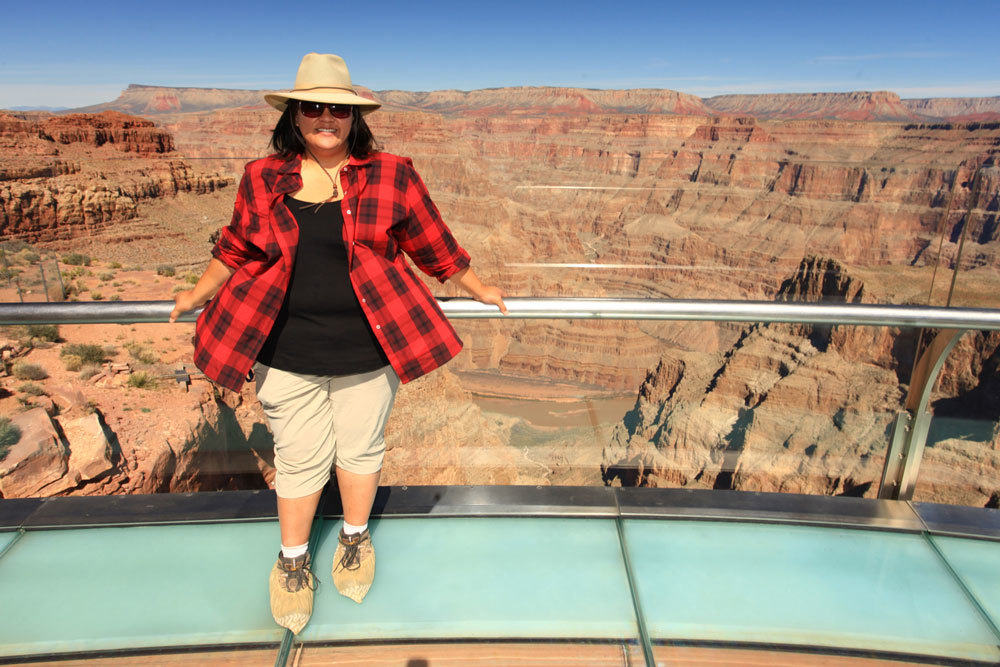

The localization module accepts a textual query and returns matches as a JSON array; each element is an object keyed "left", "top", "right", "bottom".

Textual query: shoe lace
[
  {"left": 338, "top": 534, "right": 363, "bottom": 571},
  {"left": 280, "top": 557, "right": 317, "bottom": 593}
]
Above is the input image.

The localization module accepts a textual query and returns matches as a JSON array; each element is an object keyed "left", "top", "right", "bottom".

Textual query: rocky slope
[{"left": 601, "top": 257, "right": 1000, "bottom": 505}]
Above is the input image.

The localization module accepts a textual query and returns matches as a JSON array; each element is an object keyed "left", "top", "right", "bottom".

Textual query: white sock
[
  {"left": 281, "top": 542, "right": 308, "bottom": 559},
  {"left": 342, "top": 521, "right": 367, "bottom": 536}
]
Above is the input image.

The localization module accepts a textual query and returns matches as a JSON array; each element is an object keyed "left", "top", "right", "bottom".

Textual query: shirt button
[
  {"left": 375, "top": 325, "right": 381, "bottom": 330},
  {"left": 346, "top": 210, "right": 351, "bottom": 215},
  {"left": 361, "top": 298, "right": 366, "bottom": 303}
]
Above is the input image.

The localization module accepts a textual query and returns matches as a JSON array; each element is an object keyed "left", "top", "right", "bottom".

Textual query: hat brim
[{"left": 264, "top": 90, "right": 381, "bottom": 115}]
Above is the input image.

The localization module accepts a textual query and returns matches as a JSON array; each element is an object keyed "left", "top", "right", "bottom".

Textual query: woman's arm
[
  {"left": 448, "top": 267, "right": 508, "bottom": 315},
  {"left": 168, "top": 258, "right": 235, "bottom": 323}
]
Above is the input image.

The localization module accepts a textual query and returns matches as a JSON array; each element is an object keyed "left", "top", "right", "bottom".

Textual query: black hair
[{"left": 269, "top": 101, "right": 379, "bottom": 159}]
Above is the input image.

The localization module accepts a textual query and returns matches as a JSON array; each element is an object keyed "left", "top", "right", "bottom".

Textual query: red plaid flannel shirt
[{"left": 193, "top": 151, "right": 471, "bottom": 391}]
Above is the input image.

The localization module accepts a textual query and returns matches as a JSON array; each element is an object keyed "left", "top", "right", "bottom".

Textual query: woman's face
[{"left": 295, "top": 102, "right": 353, "bottom": 159}]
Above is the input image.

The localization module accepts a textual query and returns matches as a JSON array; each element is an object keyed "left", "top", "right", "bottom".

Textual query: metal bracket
[{"left": 878, "top": 329, "right": 965, "bottom": 500}]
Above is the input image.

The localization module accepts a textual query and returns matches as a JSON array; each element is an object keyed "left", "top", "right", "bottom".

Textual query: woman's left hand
[
  {"left": 448, "top": 268, "right": 509, "bottom": 315},
  {"left": 475, "top": 285, "right": 508, "bottom": 315}
]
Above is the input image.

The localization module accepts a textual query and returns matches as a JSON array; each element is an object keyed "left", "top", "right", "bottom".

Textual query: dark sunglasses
[{"left": 297, "top": 101, "right": 353, "bottom": 119}]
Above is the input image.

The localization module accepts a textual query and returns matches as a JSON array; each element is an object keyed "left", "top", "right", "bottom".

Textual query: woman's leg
[
  {"left": 277, "top": 489, "right": 324, "bottom": 546},
  {"left": 335, "top": 467, "right": 381, "bottom": 525},
  {"left": 328, "top": 366, "right": 399, "bottom": 603}
]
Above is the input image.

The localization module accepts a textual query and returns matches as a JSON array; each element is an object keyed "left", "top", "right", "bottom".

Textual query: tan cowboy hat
[{"left": 264, "top": 53, "right": 381, "bottom": 115}]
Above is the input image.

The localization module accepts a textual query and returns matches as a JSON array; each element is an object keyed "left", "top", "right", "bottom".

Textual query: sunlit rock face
[
  {"left": 0, "top": 110, "right": 229, "bottom": 243},
  {"left": 2, "top": 85, "right": 997, "bottom": 503}
]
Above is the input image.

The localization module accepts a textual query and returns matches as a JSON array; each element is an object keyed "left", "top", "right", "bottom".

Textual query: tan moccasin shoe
[
  {"left": 332, "top": 529, "right": 374, "bottom": 603},
  {"left": 269, "top": 552, "right": 316, "bottom": 634}
]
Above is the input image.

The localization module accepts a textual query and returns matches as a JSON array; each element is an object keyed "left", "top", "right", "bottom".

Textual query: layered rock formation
[
  {"left": 69, "top": 84, "right": 1000, "bottom": 122},
  {"left": 0, "top": 111, "right": 229, "bottom": 243},
  {"left": 704, "top": 91, "right": 918, "bottom": 121},
  {"left": 601, "top": 258, "right": 999, "bottom": 505},
  {"left": 902, "top": 97, "right": 1000, "bottom": 122}
]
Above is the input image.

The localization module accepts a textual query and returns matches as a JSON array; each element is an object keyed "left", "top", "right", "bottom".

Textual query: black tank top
[{"left": 256, "top": 196, "right": 389, "bottom": 375}]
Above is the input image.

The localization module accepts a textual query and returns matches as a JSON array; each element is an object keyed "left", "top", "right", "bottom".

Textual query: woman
[{"left": 170, "top": 53, "right": 506, "bottom": 634}]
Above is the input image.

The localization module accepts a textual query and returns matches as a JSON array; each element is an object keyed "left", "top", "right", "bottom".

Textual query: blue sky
[{"left": 2, "top": 0, "right": 997, "bottom": 108}]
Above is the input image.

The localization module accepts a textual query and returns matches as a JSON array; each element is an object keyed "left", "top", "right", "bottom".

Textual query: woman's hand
[
  {"left": 473, "top": 285, "right": 508, "bottom": 315},
  {"left": 169, "top": 290, "right": 201, "bottom": 323},
  {"left": 167, "top": 258, "right": 235, "bottom": 323},
  {"left": 448, "top": 268, "right": 508, "bottom": 315}
]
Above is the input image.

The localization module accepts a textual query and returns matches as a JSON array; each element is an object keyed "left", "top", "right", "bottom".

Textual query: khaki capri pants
[{"left": 253, "top": 363, "right": 400, "bottom": 499}]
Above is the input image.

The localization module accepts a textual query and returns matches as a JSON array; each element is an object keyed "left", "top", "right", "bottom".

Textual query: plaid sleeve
[
  {"left": 395, "top": 159, "right": 471, "bottom": 283},
  {"left": 211, "top": 168, "right": 256, "bottom": 270}
]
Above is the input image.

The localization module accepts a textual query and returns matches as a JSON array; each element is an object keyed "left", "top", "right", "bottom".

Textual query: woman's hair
[{"left": 269, "top": 101, "right": 378, "bottom": 158}]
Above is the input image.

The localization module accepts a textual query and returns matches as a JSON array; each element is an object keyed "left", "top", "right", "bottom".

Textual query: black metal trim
[
  {"left": 914, "top": 501, "right": 1000, "bottom": 542},
  {"left": 18, "top": 489, "right": 277, "bottom": 529},
  {"left": 0, "top": 498, "right": 43, "bottom": 530},
  {"left": 617, "top": 487, "right": 926, "bottom": 532},
  {"left": 2, "top": 486, "right": 998, "bottom": 541}
]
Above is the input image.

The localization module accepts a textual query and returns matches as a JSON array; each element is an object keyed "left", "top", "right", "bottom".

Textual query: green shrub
[
  {"left": 61, "top": 343, "right": 107, "bottom": 365},
  {"left": 127, "top": 371, "right": 158, "bottom": 389},
  {"left": 124, "top": 341, "right": 158, "bottom": 365},
  {"left": 20, "top": 251, "right": 40, "bottom": 263},
  {"left": 26, "top": 324, "right": 60, "bottom": 342},
  {"left": 61, "top": 252, "right": 91, "bottom": 266},
  {"left": 156, "top": 265, "right": 176, "bottom": 277},
  {"left": 109, "top": 262, "right": 122, "bottom": 269},
  {"left": 11, "top": 362, "right": 47, "bottom": 380},
  {"left": 0, "top": 417, "right": 21, "bottom": 459},
  {"left": 18, "top": 382, "right": 45, "bottom": 396},
  {"left": 0, "top": 267, "right": 20, "bottom": 280},
  {"left": 78, "top": 365, "right": 101, "bottom": 381},
  {"left": 98, "top": 272, "right": 114, "bottom": 282},
  {"left": 183, "top": 273, "right": 199, "bottom": 285},
  {"left": 89, "top": 291, "right": 104, "bottom": 301},
  {"left": 109, "top": 294, "right": 121, "bottom": 301}
]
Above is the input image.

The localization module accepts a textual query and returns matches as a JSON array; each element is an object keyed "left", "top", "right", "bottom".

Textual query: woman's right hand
[
  {"left": 168, "top": 258, "right": 235, "bottom": 323},
  {"left": 169, "top": 290, "right": 201, "bottom": 323}
]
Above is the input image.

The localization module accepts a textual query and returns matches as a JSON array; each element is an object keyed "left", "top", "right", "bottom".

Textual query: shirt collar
[
  {"left": 272, "top": 153, "right": 302, "bottom": 196},
  {"left": 272, "top": 152, "right": 375, "bottom": 195}
]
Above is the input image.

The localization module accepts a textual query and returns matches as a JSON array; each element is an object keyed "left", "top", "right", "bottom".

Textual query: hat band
[{"left": 288, "top": 85, "right": 356, "bottom": 94}]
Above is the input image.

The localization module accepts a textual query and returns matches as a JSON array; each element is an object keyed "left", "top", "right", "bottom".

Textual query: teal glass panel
[
  {"left": 932, "top": 534, "right": 1000, "bottom": 632},
  {"left": 300, "top": 517, "right": 637, "bottom": 641},
  {"left": 624, "top": 519, "right": 1000, "bottom": 662},
  {"left": 0, "top": 531, "right": 17, "bottom": 556},
  {"left": 0, "top": 522, "right": 284, "bottom": 657}
]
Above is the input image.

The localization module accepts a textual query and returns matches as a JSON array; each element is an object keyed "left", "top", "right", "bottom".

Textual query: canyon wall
[{"left": 0, "top": 111, "right": 230, "bottom": 243}]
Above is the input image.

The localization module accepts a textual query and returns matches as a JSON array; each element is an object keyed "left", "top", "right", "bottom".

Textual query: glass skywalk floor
[{"left": 1, "top": 487, "right": 998, "bottom": 666}]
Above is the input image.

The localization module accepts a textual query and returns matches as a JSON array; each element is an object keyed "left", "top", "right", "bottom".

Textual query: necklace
[{"left": 304, "top": 150, "right": 349, "bottom": 211}]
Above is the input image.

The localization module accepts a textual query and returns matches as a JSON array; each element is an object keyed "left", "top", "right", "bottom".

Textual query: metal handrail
[
  {"left": 3, "top": 297, "right": 998, "bottom": 502},
  {"left": 2, "top": 297, "right": 999, "bottom": 329}
]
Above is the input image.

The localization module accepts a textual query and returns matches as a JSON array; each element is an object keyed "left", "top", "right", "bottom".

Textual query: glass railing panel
[{"left": 385, "top": 319, "right": 904, "bottom": 498}]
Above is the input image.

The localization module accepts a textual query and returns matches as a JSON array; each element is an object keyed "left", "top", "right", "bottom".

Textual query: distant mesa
[
  {"left": 60, "top": 83, "right": 1000, "bottom": 122},
  {"left": 70, "top": 84, "right": 269, "bottom": 115}
]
